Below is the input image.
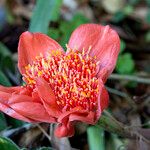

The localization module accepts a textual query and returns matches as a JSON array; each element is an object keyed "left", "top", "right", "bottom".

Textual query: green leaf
[
  {"left": 7, "top": 117, "right": 25, "bottom": 128},
  {"left": 59, "top": 13, "right": 89, "bottom": 47},
  {"left": 0, "top": 136, "right": 20, "bottom": 150},
  {"left": 0, "top": 42, "right": 11, "bottom": 57},
  {"left": 0, "top": 71, "right": 11, "bottom": 86},
  {"left": 123, "top": 5, "right": 134, "bottom": 15},
  {"left": 1, "top": 57, "right": 15, "bottom": 73},
  {"left": 0, "top": 42, "right": 15, "bottom": 72},
  {"left": 29, "top": 0, "right": 62, "bottom": 33},
  {"left": 87, "top": 126, "right": 105, "bottom": 150},
  {"left": 48, "top": 28, "right": 61, "bottom": 40},
  {"left": 51, "top": 0, "right": 62, "bottom": 21},
  {"left": 146, "top": 9, "right": 150, "bottom": 24},
  {"left": 112, "top": 11, "right": 125, "bottom": 23},
  {"left": 0, "top": 113, "right": 7, "bottom": 131},
  {"left": 106, "top": 134, "right": 124, "bottom": 150},
  {"left": 116, "top": 53, "right": 135, "bottom": 74},
  {"left": 120, "top": 40, "right": 126, "bottom": 54}
]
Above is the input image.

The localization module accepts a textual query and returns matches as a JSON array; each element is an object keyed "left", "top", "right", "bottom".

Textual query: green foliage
[
  {"left": 106, "top": 134, "right": 125, "bottom": 150},
  {"left": 0, "top": 42, "right": 15, "bottom": 72},
  {"left": 112, "top": 4, "right": 134, "bottom": 23},
  {"left": 146, "top": 9, "right": 150, "bottom": 24},
  {"left": 48, "top": 13, "right": 89, "bottom": 48},
  {"left": 7, "top": 117, "right": 25, "bottom": 128},
  {"left": 0, "top": 113, "right": 7, "bottom": 131},
  {"left": 0, "top": 42, "right": 11, "bottom": 57},
  {"left": 48, "top": 28, "right": 61, "bottom": 40},
  {"left": 112, "top": 11, "right": 125, "bottom": 23},
  {"left": 29, "top": 0, "right": 62, "bottom": 33},
  {"left": 0, "top": 42, "right": 15, "bottom": 86},
  {"left": 0, "top": 71, "right": 11, "bottom": 86},
  {"left": 116, "top": 53, "right": 135, "bottom": 74},
  {"left": 87, "top": 126, "right": 105, "bottom": 150},
  {"left": 120, "top": 40, "right": 126, "bottom": 53},
  {"left": 123, "top": 5, "right": 134, "bottom": 15},
  {"left": 116, "top": 39, "right": 135, "bottom": 75},
  {"left": 51, "top": 0, "right": 62, "bottom": 21},
  {"left": 0, "top": 136, "right": 20, "bottom": 150},
  {"left": 128, "top": 0, "right": 140, "bottom": 5}
]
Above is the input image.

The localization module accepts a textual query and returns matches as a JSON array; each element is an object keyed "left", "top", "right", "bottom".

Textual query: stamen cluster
[{"left": 23, "top": 49, "right": 99, "bottom": 111}]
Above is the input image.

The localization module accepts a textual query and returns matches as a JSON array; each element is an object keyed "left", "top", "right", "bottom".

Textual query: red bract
[{"left": 0, "top": 24, "right": 120, "bottom": 137}]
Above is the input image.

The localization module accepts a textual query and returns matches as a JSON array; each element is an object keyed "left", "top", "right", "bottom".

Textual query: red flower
[{"left": 0, "top": 24, "right": 120, "bottom": 137}]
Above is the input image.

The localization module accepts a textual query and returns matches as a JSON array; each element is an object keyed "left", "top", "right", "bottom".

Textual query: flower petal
[
  {"left": 0, "top": 86, "right": 35, "bottom": 122},
  {"left": 0, "top": 85, "right": 55, "bottom": 123},
  {"left": 0, "top": 102, "right": 36, "bottom": 123},
  {"left": 10, "top": 102, "right": 56, "bottom": 123},
  {"left": 36, "top": 77, "right": 61, "bottom": 118},
  {"left": 58, "top": 107, "right": 88, "bottom": 123},
  {"left": 68, "top": 24, "right": 120, "bottom": 81},
  {"left": 0, "top": 86, "right": 22, "bottom": 93},
  {"left": 69, "top": 111, "right": 95, "bottom": 124},
  {"left": 18, "top": 31, "right": 63, "bottom": 74},
  {"left": 54, "top": 122, "right": 74, "bottom": 138},
  {"left": 96, "top": 79, "right": 109, "bottom": 120}
]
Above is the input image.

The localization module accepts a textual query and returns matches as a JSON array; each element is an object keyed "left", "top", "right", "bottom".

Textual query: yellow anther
[
  {"left": 38, "top": 71, "right": 43, "bottom": 76},
  {"left": 94, "top": 56, "right": 97, "bottom": 59},
  {"left": 81, "top": 91, "right": 86, "bottom": 97}
]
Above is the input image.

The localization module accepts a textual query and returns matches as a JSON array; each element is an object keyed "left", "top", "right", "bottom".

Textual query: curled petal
[
  {"left": 18, "top": 31, "right": 63, "bottom": 74},
  {"left": 55, "top": 122, "right": 74, "bottom": 138},
  {"left": 10, "top": 102, "right": 56, "bottom": 123},
  {"left": 36, "top": 77, "right": 61, "bottom": 118},
  {"left": 69, "top": 111, "right": 96, "bottom": 124},
  {"left": 68, "top": 24, "right": 120, "bottom": 82},
  {"left": 0, "top": 102, "right": 36, "bottom": 123},
  {"left": 58, "top": 107, "right": 88, "bottom": 123},
  {"left": 0, "top": 85, "right": 55, "bottom": 123}
]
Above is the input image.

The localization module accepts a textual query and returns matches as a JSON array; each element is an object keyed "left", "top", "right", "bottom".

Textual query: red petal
[
  {"left": 58, "top": 106, "right": 88, "bottom": 123},
  {"left": 0, "top": 102, "right": 36, "bottom": 123},
  {"left": 0, "top": 85, "right": 55, "bottom": 123},
  {"left": 69, "top": 111, "right": 95, "bottom": 124},
  {"left": 18, "top": 31, "right": 63, "bottom": 74},
  {"left": 0, "top": 91, "right": 11, "bottom": 104},
  {"left": 68, "top": 24, "right": 120, "bottom": 81},
  {"left": 36, "top": 78, "right": 61, "bottom": 118},
  {"left": 10, "top": 102, "right": 56, "bottom": 123},
  {"left": 96, "top": 79, "right": 109, "bottom": 120},
  {"left": 0, "top": 86, "right": 22, "bottom": 93},
  {"left": 54, "top": 122, "right": 74, "bottom": 138}
]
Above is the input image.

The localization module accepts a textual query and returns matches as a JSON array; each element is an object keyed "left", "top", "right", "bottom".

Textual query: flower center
[{"left": 23, "top": 48, "right": 99, "bottom": 111}]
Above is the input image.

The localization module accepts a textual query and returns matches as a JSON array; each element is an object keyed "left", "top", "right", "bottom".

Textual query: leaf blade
[{"left": 29, "top": 0, "right": 62, "bottom": 33}]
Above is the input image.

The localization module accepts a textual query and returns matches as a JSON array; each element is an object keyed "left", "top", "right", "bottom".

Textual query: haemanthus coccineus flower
[{"left": 0, "top": 24, "right": 120, "bottom": 137}]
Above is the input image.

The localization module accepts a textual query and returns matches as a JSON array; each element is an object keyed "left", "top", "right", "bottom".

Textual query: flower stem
[{"left": 97, "top": 113, "right": 150, "bottom": 143}]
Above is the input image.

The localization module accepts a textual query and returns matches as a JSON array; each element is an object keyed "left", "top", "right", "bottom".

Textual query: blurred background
[{"left": 0, "top": 0, "right": 150, "bottom": 150}]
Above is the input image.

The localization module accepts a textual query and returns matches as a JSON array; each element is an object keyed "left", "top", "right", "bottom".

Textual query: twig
[
  {"left": 109, "top": 74, "right": 150, "bottom": 84},
  {"left": 106, "top": 86, "right": 128, "bottom": 98},
  {"left": 36, "top": 124, "right": 51, "bottom": 142}
]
